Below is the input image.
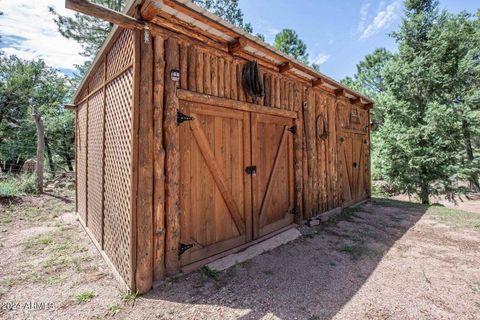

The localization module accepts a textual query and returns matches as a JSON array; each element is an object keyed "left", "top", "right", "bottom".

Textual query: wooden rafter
[
  {"left": 312, "top": 78, "right": 324, "bottom": 87},
  {"left": 228, "top": 37, "right": 248, "bottom": 54},
  {"left": 279, "top": 62, "right": 293, "bottom": 74},
  {"left": 66, "top": 0, "right": 146, "bottom": 30}
]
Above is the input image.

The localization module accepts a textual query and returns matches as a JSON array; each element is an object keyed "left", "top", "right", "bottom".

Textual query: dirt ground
[{"left": 1, "top": 190, "right": 479, "bottom": 320}]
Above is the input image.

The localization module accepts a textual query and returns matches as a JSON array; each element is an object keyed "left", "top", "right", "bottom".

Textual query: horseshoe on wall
[{"left": 316, "top": 113, "right": 329, "bottom": 140}]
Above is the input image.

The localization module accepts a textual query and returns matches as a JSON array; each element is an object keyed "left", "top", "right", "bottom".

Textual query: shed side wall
[{"left": 75, "top": 29, "right": 135, "bottom": 289}]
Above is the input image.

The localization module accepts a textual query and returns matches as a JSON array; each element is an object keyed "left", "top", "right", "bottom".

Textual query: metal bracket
[
  {"left": 177, "top": 111, "right": 194, "bottom": 125},
  {"left": 245, "top": 165, "right": 257, "bottom": 176},
  {"left": 288, "top": 125, "right": 297, "bottom": 134},
  {"left": 178, "top": 243, "right": 194, "bottom": 256}
]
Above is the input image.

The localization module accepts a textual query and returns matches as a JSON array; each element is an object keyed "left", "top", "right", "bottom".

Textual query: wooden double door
[
  {"left": 338, "top": 131, "right": 369, "bottom": 206},
  {"left": 178, "top": 101, "right": 295, "bottom": 266}
]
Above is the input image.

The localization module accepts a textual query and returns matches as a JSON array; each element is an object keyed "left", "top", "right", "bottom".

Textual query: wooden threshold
[
  {"left": 178, "top": 224, "right": 297, "bottom": 275},
  {"left": 177, "top": 89, "right": 297, "bottom": 119}
]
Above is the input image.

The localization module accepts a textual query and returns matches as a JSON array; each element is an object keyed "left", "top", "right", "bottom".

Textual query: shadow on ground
[{"left": 136, "top": 198, "right": 428, "bottom": 320}]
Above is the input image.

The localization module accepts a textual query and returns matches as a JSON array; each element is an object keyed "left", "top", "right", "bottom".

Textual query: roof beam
[
  {"left": 350, "top": 97, "right": 360, "bottom": 104},
  {"left": 279, "top": 62, "right": 293, "bottom": 73},
  {"left": 312, "top": 78, "right": 324, "bottom": 87},
  {"left": 335, "top": 88, "right": 346, "bottom": 97},
  {"left": 228, "top": 37, "right": 248, "bottom": 54},
  {"left": 66, "top": 0, "right": 145, "bottom": 30}
]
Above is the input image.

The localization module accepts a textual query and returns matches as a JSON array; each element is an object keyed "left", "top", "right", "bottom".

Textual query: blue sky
[
  {"left": 240, "top": 0, "right": 479, "bottom": 80},
  {"left": 0, "top": 0, "right": 478, "bottom": 80}
]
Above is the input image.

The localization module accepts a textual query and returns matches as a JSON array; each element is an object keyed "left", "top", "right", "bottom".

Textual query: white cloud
[
  {"left": 311, "top": 52, "right": 330, "bottom": 65},
  {"left": 0, "top": 0, "right": 86, "bottom": 71},
  {"left": 358, "top": 0, "right": 402, "bottom": 39}
]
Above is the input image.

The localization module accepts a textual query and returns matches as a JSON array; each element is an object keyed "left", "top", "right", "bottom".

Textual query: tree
[
  {"left": 372, "top": 0, "right": 480, "bottom": 203},
  {"left": 0, "top": 53, "right": 72, "bottom": 190},
  {"left": 50, "top": 0, "right": 126, "bottom": 59},
  {"left": 192, "top": 0, "right": 253, "bottom": 32},
  {"left": 273, "top": 29, "right": 309, "bottom": 64}
]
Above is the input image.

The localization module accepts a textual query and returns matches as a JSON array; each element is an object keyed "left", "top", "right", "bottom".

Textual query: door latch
[{"left": 245, "top": 165, "right": 257, "bottom": 176}]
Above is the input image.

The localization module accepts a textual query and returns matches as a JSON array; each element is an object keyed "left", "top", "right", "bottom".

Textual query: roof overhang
[{"left": 71, "top": 0, "right": 374, "bottom": 107}]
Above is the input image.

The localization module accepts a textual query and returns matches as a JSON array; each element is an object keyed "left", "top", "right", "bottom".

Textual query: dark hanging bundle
[{"left": 242, "top": 61, "right": 264, "bottom": 101}]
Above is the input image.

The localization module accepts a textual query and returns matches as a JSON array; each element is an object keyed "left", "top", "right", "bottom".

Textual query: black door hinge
[
  {"left": 178, "top": 243, "right": 194, "bottom": 256},
  {"left": 289, "top": 207, "right": 297, "bottom": 216},
  {"left": 177, "top": 111, "right": 194, "bottom": 125},
  {"left": 245, "top": 165, "right": 257, "bottom": 176},
  {"left": 288, "top": 125, "right": 297, "bottom": 134}
]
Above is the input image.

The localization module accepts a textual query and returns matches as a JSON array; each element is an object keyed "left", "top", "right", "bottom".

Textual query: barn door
[
  {"left": 251, "top": 113, "right": 295, "bottom": 238},
  {"left": 339, "top": 132, "right": 367, "bottom": 205},
  {"left": 179, "top": 101, "right": 252, "bottom": 266}
]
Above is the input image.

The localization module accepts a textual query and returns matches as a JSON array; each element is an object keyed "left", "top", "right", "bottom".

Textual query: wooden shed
[{"left": 68, "top": 0, "right": 374, "bottom": 293}]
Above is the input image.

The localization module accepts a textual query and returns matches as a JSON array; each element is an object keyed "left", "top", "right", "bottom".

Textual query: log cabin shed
[{"left": 68, "top": 0, "right": 374, "bottom": 293}]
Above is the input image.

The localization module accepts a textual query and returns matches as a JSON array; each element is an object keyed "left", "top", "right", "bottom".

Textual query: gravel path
[{"left": 1, "top": 193, "right": 479, "bottom": 319}]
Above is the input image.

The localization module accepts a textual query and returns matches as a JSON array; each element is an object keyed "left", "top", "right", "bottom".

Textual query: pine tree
[
  {"left": 273, "top": 29, "right": 309, "bottom": 64},
  {"left": 375, "top": 0, "right": 479, "bottom": 203}
]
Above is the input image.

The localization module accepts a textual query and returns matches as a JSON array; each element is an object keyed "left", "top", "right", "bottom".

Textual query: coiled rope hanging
[{"left": 242, "top": 61, "right": 264, "bottom": 101}]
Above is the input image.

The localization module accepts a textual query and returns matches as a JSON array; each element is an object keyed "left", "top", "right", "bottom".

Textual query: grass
[
  {"left": 0, "top": 174, "right": 36, "bottom": 198},
  {"left": 337, "top": 243, "right": 375, "bottom": 260},
  {"left": 427, "top": 205, "right": 480, "bottom": 230},
  {"left": 122, "top": 290, "right": 139, "bottom": 303},
  {"left": 75, "top": 291, "right": 96, "bottom": 303},
  {"left": 200, "top": 266, "right": 220, "bottom": 281},
  {"left": 109, "top": 303, "right": 121, "bottom": 316}
]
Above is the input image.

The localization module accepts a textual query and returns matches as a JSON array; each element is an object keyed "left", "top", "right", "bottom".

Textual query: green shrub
[
  {"left": 0, "top": 174, "right": 37, "bottom": 197},
  {"left": 0, "top": 180, "right": 18, "bottom": 197},
  {"left": 16, "top": 174, "right": 37, "bottom": 194}
]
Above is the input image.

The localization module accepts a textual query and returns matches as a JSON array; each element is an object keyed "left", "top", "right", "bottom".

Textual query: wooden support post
[
  {"left": 135, "top": 31, "right": 154, "bottom": 294},
  {"left": 164, "top": 37, "right": 181, "bottom": 276},
  {"left": 153, "top": 36, "right": 166, "bottom": 281}
]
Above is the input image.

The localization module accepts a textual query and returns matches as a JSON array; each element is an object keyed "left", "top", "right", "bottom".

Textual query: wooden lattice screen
[{"left": 75, "top": 29, "right": 135, "bottom": 288}]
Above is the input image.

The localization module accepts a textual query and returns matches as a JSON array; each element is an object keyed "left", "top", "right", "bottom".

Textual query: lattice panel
[
  {"left": 77, "top": 102, "right": 88, "bottom": 223},
  {"left": 87, "top": 90, "right": 105, "bottom": 246},
  {"left": 106, "top": 30, "right": 134, "bottom": 80},
  {"left": 103, "top": 68, "right": 133, "bottom": 285},
  {"left": 89, "top": 59, "right": 105, "bottom": 92}
]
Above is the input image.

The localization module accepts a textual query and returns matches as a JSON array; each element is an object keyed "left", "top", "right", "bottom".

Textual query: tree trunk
[
  {"left": 462, "top": 120, "right": 480, "bottom": 191},
  {"left": 419, "top": 181, "right": 430, "bottom": 205},
  {"left": 45, "top": 135, "right": 55, "bottom": 173},
  {"left": 32, "top": 106, "right": 45, "bottom": 194}
]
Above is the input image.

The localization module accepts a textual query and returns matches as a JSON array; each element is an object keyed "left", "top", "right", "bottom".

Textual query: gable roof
[{"left": 74, "top": 0, "right": 374, "bottom": 106}]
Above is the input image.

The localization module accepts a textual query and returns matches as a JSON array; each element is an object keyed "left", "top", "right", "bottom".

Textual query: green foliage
[
  {"left": 0, "top": 53, "right": 73, "bottom": 174},
  {"left": 192, "top": 0, "right": 254, "bottom": 33},
  {"left": 50, "top": 0, "right": 126, "bottom": 60},
  {"left": 76, "top": 291, "right": 95, "bottom": 303},
  {"left": 108, "top": 303, "right": 121, "bottom": 316},
  {"left": 0, "top": 179, "right": 17, "bottom": 198},
  {"left": 343, "top": 1, "right": 480, "bottom": 203},
  {"left": 273, "top": 29, "right": 309, "bottom": 64},
  {"left": 0, "top": 174, "right": 37, "bottom": 197}
]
